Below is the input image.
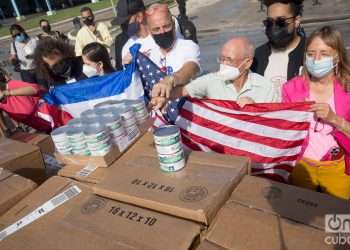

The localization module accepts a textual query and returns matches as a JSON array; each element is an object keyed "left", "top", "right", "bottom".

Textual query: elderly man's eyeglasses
[
  {"left": 263, "top": 16, "right": 295, "bottom": 28},
  {"left": 217, "top": 56, "right": 246, "bottom": 65}
]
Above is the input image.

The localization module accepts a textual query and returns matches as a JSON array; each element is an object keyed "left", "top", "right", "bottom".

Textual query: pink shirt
[
  {"left": 282, "top": 76, "right": 350, "bottom": 175},
  {"left": 303, "top": 93, "right": 339, "bottom": 160}
]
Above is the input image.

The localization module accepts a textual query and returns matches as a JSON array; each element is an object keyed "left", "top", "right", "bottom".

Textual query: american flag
[
  {"left": 136, "top": 52, "right": 312, "bottom": 183},
  {"left": 137, "top": 52, "right": 167, "bottom": 104}
]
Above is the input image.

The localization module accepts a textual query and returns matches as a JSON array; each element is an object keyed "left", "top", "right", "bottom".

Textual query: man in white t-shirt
[
  {"left": 118, "top": 0, "right": 183, "bottom": 64},
  {"left": 145, "top": 3, "right": 200, "bottom": 109}
]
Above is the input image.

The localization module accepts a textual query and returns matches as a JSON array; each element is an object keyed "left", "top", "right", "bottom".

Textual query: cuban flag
[{"left": 43, "top": 44, "right": 144, "bottom": 118}]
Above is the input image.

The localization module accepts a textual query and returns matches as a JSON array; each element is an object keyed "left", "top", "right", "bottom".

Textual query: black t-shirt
[{"left": 114, "top": 32, "right": 130, "bottom": 71}]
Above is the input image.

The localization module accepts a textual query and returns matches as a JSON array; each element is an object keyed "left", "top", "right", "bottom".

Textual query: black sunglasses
[
  {"left": 82, "top": 16, "right": 94, "bottom": 20},
  {"left": 263, "top": 16, "right": 295, "bottom": 28}
]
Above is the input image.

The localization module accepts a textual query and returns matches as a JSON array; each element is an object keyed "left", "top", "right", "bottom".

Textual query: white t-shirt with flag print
[{"left": 146, "top": 38, "right": 200, "bottom": 75}]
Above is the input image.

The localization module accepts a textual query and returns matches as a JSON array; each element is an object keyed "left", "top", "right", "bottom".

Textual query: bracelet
[{"left": 166, "top": 75, "right": 176, "bottom": 88}]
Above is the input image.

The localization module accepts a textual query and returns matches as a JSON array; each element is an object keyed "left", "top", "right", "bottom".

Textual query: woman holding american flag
[{"left": 282, "top": 26, "right": 350, "bottom": 200}]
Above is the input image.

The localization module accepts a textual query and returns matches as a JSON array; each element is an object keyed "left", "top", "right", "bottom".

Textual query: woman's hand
[{"left": 310, "top": 103, "right": 337, "bottom": 124}]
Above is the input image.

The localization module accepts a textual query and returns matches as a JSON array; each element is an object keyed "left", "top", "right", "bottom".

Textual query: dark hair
[
  {"left": 0, "top": 67, "right": 8, "bottom": 91},
  {"left": 9, "top": 24, "right": 28, "bottom": 37},
  {"left": 82, "top": 43, "right": 115, "bottom": 74},
  {"left": 34, "top": 39, "right": 75, "bottom": 85},
  {"left": 263, "top": 0, "right": 304, "bottom": 16},
  {"left": 39, "top": 19, "right": 49, "bottom": 26},
  {"left": 80, "top": 6, "right": 93, "bottom": 14}
]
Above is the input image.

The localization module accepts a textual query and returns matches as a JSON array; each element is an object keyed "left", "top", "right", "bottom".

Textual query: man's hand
[
  {"left": 150, "top": 96, "right": 167, "bottom": 111},
  {"left": 122, "top": 53, "right": 132, "bottom": 65},
  {"left": 152, "top": 76, "right": 175, "bottom": 99},
  {"left": 237, "top": 96, "right": 255, "bottom": 108}
]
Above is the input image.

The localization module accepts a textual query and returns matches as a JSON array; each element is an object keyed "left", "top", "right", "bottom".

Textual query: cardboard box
[
  {"left": 94, "top": 132, "right": 250, "bottom": 225},
  {"left": 0, "top": 176, "right": 201, "bottom": 250},
  {"left": 197, "top": 240, "right": 228, "bottom": 250},
  {"left": 58, "top": 163, "right": 107, "bottom": 184},
  {"left": 10, "top": 131, "right": 55, "bottom": 156},
  {"left": 0, "top": 138, "right": 46, "bottom": 184},
  {"left": 204, "top": 176, "right": 350, "bottom": 250},
  {"left": 230, "top": 175, "right": 350, "bottom": 230},
  {"left": 58, "top": 133, "right": 249, "bottom": 185},
  {"left": 55, "top": 118, "right": 153, "bottom": 168},
  {"left": 0, "top": 168, "right": 37, "bottom": 216},
  {"left": 55, "top": 146, "right": 122, "bottom": 168}
]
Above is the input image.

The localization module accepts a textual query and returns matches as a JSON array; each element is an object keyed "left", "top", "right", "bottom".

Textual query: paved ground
[{"left": 1, "top": 0, "right": 350, "bottom": 78}]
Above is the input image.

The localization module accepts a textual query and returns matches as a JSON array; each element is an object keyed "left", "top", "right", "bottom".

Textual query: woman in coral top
[{"left": 282, "top": 26, "right": 350, "bottom": 199}]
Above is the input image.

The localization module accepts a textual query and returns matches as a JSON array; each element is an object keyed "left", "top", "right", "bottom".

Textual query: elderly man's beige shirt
[
  {"left": 75, "top": 22, "right": 113, "bottom": 56},
  {"left": 185, "top": 71, "right": 278, "bottom": 103}
]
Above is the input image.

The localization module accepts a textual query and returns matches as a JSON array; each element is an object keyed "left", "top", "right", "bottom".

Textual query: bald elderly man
[{"left": 183, "top": 37, "right": 278, "bottom": 107}]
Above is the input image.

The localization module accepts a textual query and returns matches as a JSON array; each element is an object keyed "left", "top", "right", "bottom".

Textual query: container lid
[{"left": 154, "top": 125, "right": 180, "bottom": 137}]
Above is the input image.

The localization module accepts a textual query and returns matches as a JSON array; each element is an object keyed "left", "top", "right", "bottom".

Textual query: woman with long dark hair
[
  {"left": 34, "top": 39, "right": 87, "bottom": 88},
  {"left": 82, "top": 42, "right": 115, "bottom": 77}
]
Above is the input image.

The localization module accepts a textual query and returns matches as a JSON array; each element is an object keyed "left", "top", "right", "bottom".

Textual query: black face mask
[
  {"left": 42, "top": 25, "right": 51, "bottom": 33},
  {"left": 153, "top": 30, "right": 175, "bottom": 50},
  {"left": 83, "top": 16, "right": 95, "bottom": 26},
  {"left": 51, "top": 58, "right": 73, "bottom": 78},
  {"left": 265, "top": 25, "right": 295, "bottom": 49}
]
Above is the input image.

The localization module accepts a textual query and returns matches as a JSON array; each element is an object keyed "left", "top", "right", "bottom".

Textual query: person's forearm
[
  {"left": 6, "top": 86, "right": 38, "bottom": 97},
  {"left": 173, "top": 62, "right": 199, "bottom": 87},
  {"left": 170, "top": 86, "right": 187, "bottom": 100},
  {"left": 332, "top": 115, "right": 350, "bottom": 138}
]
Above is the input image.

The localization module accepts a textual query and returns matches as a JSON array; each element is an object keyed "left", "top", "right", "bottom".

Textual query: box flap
[
  {"left": 0, "top": 168, "right": 37, "bottom": 216},
  {"left": 10, "top": 132, "right": 55, "bottom": 156},
  {"left": 230, "top": 176, "right": 350, "bottom": 230},
  {"left": 64, "top": 195, "right": 201, "bottom": 250},
  {"left": 0, "top": 138, "right": 39, "bottom": 167},
  {"left": 206, "top": 201, "right": 332, "bottom": 250},
  {"left": 58, "top": 164, "right": 106, "bottom": 184}
]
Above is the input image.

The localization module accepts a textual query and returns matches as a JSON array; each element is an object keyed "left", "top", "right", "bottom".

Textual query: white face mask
[
  {"left": 83, "top": 64, "right": 99, "bottom": 78},
  {"left": 216, "top": 64, "right": 240, "bottom": 81}
]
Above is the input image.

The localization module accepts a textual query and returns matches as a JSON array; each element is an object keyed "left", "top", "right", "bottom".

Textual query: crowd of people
[{"left": 1, "top": 0, "right": 350, "bottom": 200}]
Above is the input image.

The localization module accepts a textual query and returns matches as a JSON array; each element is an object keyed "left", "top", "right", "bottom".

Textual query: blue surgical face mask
[
  {"left": 305, "top": 56, "right": 336, "bottom": 78},
  {"left": 15, "top": 33, "right": 27, "bottom": 43}
]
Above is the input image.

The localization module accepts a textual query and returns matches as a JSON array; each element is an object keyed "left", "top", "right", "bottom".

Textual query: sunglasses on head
[{"left": 263, "top": 16, "right": 295, "bottom": 28}]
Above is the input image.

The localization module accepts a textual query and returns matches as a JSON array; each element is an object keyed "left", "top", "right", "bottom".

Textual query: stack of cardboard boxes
[{"left": 0, "top": 129, "right": 350, "bottom": 249}]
